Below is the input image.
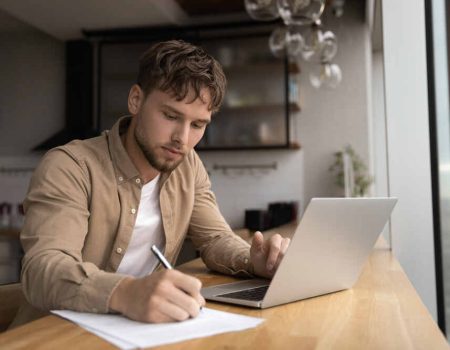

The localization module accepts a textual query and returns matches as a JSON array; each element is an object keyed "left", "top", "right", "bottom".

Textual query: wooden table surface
[{"left": 0, "top": 236, "right": 448, "bottom": 349}]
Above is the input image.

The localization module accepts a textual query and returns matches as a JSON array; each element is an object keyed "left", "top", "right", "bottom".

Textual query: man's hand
[
  {"left": 250, "top": 231, "right": 291, "bottom": 279},
  {"left": 109, "top": 269, "right": 205, "bottom": 323}
]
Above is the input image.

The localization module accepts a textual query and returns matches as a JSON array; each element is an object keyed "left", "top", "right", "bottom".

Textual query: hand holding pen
[
  {"left": 108, "top": 245, "right": 205, "bottom": 323},
  {"left": 151, "top": 245, "right": 203, "bottom": 311}
]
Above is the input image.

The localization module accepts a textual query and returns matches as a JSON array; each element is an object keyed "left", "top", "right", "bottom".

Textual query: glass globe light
[
  {"left": 285, "top": 26, "right": 304, "bottom": 57},
  {"left": 320, "top": 31, "right": 338, "bottom": 61},
  {"left": 309, "top": 62, "right": 342, "bottom": 89},
  {"left": 269, "top": 26, "right": 288, "bottom": 57},
  {"left": 331, "top": 0, "right": 346, "bottom": 17},
  {"left": 301, "top": 26, "right": 338, "bottom": 63},
  {"left": 269, "top": 26, "right": 304, "bottom": 58},
  {"left": 277, "top": 0, "right": 325, "bottom": 25},
  {"left": 245, "top": 0, "right": 280, "bottom": 21}
]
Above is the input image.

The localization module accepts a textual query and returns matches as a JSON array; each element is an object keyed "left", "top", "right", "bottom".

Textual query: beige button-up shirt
[{"left": 14, "top": 116, "right": 252, "bottom": 326}]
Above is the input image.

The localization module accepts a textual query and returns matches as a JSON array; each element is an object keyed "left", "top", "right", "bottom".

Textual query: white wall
[
  {"left": 382, "top": 0, "right": 437, "bottom": 319},
  {"left": 371, "top": 52, "right": 388, "bottom": 198},
  {"left": 371, "top": 51, "right": 390, "bottom": 243},
  {"left": 297, "top": 3, "right": 371, "bottom": 204},
  {"left": 0, "top": 9, "right": 65, "bottom": 156},
  {"left": 200, "top": 150, "right": 304, "bottom": 229}
]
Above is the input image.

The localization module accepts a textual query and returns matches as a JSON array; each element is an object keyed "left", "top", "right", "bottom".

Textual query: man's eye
[
  {"left": 165, "top": 114, "right": 178, "bottom": 120},
  {"left": 192, "top": 123, "right": 205, "bottom": 129}
]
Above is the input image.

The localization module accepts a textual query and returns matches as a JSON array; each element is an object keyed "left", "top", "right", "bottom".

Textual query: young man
[{"left": 14, "top": 40, "right": 290, "bottom": 326}]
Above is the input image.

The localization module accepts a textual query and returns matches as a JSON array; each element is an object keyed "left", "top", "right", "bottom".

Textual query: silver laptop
[{"left": 201, "top": 197, "right": 397, "bottom": 308}]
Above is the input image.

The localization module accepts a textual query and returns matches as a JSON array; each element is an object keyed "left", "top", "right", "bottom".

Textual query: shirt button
[
  {"left": 118, "top": 176, "right": 123, "bottom": 182},
  {"left": 244, "top": 258, "right": 249, "bottom": 264},
  {"left": 136, "top": 178, "right": 141, "bottom": 184},
  {"left": 116, "top": 247, "right": 123, "bottom": 254},
  {"left": 131, "top": 208, "right": 136, "bottom": 214}
]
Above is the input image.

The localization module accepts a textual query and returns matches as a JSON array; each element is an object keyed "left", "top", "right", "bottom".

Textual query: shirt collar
[
  {"left": 106, "top": 116, "right": 140, "bottom": 184},
  {"left": 106, "top": 115, "right": 175, "bottom": 187}
]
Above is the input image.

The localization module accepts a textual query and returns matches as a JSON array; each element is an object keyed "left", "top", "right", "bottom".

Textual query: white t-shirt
[{"left": 116, "top": 174, "right": 165, "bottom": 277}]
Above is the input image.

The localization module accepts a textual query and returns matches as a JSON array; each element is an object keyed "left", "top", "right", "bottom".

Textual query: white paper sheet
[
  {"left": 52, "top": 307, "right": 264, "bottom": 349},
  {"left": 82, "top": 325, "right": 136, "bottom": 350}
]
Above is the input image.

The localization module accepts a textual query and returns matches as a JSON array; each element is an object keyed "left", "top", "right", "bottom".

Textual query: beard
[{"left": 134, "top": 126, "right": 185, "bottom": 173}]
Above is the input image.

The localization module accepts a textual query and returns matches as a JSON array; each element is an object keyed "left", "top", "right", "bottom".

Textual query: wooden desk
[{"left": 0, "top": 238, "right": 448, "bottom": 349}]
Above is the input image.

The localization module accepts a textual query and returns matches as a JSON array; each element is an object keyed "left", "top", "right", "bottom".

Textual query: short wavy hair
[{"left": 137, "top": 40, "right": 227, "bottom": 113}]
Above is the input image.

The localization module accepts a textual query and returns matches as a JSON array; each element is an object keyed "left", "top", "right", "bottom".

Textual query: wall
[
  {"left": 382, "top": 0, "right": 437, "bottom": 319},
  {"left": 297, "top": 3, "right": 371, "bottom": 204},
  {"left": 0, "top": 9, "right": 64, "bottom": 210},
  {"left": 199, "top": 150, "right": 304, "bottom": 229},
  {"left": 0, "top": 9, "right": 65, "bottom": 156},
  {"left": 371, "top": 51, "right": 390, "bottom": 243}
]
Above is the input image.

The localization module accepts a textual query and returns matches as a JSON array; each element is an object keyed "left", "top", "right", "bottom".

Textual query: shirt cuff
[{"left": 75, "top": 270, "right": 127, "bottom": 314}]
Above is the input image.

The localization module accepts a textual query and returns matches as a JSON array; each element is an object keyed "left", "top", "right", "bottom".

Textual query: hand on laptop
[{"left": 250, "top": 231, "right": 291, "bottom": 279}]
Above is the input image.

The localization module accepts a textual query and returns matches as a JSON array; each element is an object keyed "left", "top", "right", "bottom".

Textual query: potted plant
[{"left": 329, "top": 145, "right": 373, "bottom": 197}]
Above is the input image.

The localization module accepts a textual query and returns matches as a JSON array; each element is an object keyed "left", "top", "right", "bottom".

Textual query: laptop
[{"left": 201, "top": 197, "right": 397, "bottom": 308}]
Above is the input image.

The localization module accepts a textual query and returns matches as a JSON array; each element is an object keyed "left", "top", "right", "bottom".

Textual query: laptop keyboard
[{"left": 216, "top": 285, "right": 269, "bottom": 301}]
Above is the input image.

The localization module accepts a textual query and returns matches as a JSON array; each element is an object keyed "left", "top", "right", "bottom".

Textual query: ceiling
[
  {"left": 0, "top": 0, "right": 380, "bottom": 48},
  {"left": 0, "top": 0, "right": 248, "bottom": 40}
]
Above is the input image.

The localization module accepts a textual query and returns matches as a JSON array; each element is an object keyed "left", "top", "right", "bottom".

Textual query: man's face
[{"left": 130, "top": 86, "right": 211, "bottom": 172}]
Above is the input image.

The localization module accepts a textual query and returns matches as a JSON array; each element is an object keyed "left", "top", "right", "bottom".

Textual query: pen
[
  {"left": 151, "top": 245, "right": 173, "bottom": 269},
  {"left": 151, "top": 244, "right": 203, "bottom": 311}
]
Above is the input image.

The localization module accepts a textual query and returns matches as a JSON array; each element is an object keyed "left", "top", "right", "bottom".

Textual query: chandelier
[{"left": 244, "top": 0, "right": 344, "bottom": 89}]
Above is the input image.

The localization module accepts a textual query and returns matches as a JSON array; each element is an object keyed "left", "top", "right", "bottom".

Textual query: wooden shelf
[
  {"left": 289, "top": 141, "right": 301, "bottom": 149},
  {"left": 223, "top": 62, "right": 283, "bottom": 75},
  {"left": 103, "top": 103, "right": 300, "bottom": 121},
  {"left": 0, "top": 229, "right": 20, "bottom": 239},
  {"left": 196, "top": 142, "right": 301, "bottom": 152},
  {"left": 288, "top": 61, "right": 301, "bottom": 74},
  {"left": 289, "top": 102, "right": 301, "bottom": 112},
  {"left": 220, "top": 102, "right": 301, "bottom": 114},
  {"left": 223, "top": 61, "right": 300, "bottom": 75},
  {"left": 103, "top": 62, "right": 299, "bottom": 81}
]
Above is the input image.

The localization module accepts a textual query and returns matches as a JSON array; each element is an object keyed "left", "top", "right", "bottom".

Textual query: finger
[
  {"left": 199, "top": 295, "right": 206, "bottom": 308},
  {"left": 148, "top": 309, "right": 174, "bottom": 323},
  {"left": 170, "top": 270, "right": 202, "bottom": 294},
  {"left": 274, "top": 238, "right": 291, "bottom": 270},
  {"left": 250, "top": 231, "right": 264, "bottom": 254},
  {"left": 169, "top": 270, "right": 203, "bottom": 307},
  {"left": 147, "top": 307, "right": 184, "bottom": 323},
  {"left": 281, "top": 237, "right": 290, "bottom": 255},
  {"left": 266, "top": 234, "right": 283, "bottom": 271},
  {"left": 157, "top": 300, "right": 191, "bottom": 322},
  {"left": 166, "top": 286, "right": 202, "bottom": 318}
]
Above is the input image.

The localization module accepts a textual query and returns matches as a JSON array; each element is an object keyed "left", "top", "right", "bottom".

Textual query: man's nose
[{"left": 172, "top": 123, "right": 190, "bottom": 146}]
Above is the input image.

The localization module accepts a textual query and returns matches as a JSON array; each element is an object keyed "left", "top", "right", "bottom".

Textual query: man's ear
[{"left": 128, "top": 84, "right": 143, "bottom": 115}]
